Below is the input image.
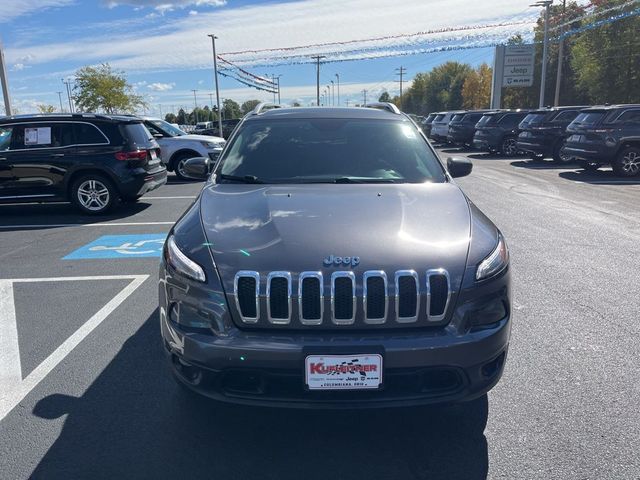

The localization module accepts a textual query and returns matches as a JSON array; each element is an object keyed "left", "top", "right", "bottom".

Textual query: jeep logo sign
[{"left": 323, "top": 255, "right": 360, "bottom": 268}]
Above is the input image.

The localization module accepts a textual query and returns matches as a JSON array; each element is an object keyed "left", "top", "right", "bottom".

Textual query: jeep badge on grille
[{"left": 323, "top": 255, "right": 360, "bottom": 268}]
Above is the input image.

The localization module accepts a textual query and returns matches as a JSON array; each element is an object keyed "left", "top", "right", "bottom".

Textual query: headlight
[
  {"left": 476, "top": 233, "right": 509, "bottom": 281},
  {"left": 200, "top": 141, "right": 224, "bottom": 149},
  {"left": 166, "top": 235, "right": 206, "bottom": 282}
]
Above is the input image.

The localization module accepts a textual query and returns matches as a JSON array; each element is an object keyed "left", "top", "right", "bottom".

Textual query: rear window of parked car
[
  {"left": 451, "top": 114, "right": 465, "bottom": 122},
  {"left": 477, "top": 114, "right": 497, "bottom": 126},
  {"left": 613, "top": 109, "right": 640, "bottom": 124},
  {"left": 121, "top": 122, "right": 154, "bottom": 146},
  {"left": 572, "top": 112, "right": 605, "bottom": 126},
  {"left": 551, "top": 110, "right": 580, "bottom": 122},
  {"left": 433, "top": 114, "right": 445, "bottom": 122}
]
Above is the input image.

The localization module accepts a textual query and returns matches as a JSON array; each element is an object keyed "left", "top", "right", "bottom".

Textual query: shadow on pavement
[
  {"left": 510, "top": 159, "right": 581, "bottom": 170},
  {"left": 468, "top": 153, "right": 506, "bottom": 160},
  {"left": 31, "top": 310, "right": 490, "bottom": 480},
  {"left": 0, "top": 202, "right": 152, "bottom": 232},
  {"left": 559, "top": 169, "right": 640, "bottom": 185}
]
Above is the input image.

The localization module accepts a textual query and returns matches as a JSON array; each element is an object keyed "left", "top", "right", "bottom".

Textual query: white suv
[{"left": 140, "top": 117, "right": 225, "bottom": 180}]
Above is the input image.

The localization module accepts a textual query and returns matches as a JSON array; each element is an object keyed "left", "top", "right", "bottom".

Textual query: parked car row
[{"left": 420, "top": 104, "right": 640, "bottom": 176}]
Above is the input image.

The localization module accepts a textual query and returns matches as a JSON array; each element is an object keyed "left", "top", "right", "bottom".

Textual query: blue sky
[{"left": 0, "top": 0, "right": 545, "bottom": 116}]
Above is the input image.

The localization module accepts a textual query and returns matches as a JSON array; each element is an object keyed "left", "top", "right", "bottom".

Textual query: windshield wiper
[
  {"left": 218, "top": 174, "right": 264, "bottom": 184},
  {"left": 332, "top": 177, "right": 399, "bottom": 184}
]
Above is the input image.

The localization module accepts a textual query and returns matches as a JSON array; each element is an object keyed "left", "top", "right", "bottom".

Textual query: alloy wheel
[
  {"left": 622, "top": 151, "right": 640, "bottom": 175},
  {"left": 77, "top": 179, "right": 110, "bottom": 211}
]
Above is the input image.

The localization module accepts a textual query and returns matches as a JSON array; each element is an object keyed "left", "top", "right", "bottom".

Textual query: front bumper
[{"left": 161, "top": 314, "right": 510, "bottom": 408}]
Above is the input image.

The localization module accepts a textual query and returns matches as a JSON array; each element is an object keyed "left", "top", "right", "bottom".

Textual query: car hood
[
  {"left": 179, "top": 134, "right": 225, "bottom": 143},
  {"left": 200, "top": 183, "right": 472, "bottom": 293}
]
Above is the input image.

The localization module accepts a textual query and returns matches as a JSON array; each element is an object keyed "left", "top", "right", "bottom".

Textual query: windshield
[
  {"left": 217, "top": 118, "right": 446, "bottom": 184},
  {"left": 149, "top": 119, "right": 185, "bottom": 136},
  {"left": 572, "top": 112, "right": 605, "bottom": 126}
]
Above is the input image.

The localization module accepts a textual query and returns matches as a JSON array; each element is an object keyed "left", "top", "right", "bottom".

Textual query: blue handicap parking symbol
[{"left": 63, "top": 234, "right": 167, "bottom": 259}]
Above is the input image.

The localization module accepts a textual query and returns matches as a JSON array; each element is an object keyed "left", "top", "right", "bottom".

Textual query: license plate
[{"left": 305, "top": 354, "right": 383, "bottom": 390}]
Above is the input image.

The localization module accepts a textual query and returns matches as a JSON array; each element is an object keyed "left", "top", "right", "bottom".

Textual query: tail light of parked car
[{"left": 115, "top": 150, "right": 149, "bottom": 161}]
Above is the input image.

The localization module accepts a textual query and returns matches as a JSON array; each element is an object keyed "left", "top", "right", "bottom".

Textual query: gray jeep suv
[{"left": 159, "top": 103, "right": 511, "bottom": 408}]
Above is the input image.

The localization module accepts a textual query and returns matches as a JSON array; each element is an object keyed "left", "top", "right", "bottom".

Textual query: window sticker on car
[{"left": 25, "top": 127, "right": 52, "bottom": 145}]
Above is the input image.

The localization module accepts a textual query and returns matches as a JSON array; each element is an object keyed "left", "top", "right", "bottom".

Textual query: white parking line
[
  {"left": 0, "top": 221, "right": 174, "bottom": 229},
  {"left": 143, "top": 196, "right": 196, "bottom": 199},
  {"left": 0, "top": 274, "right": 149, "bottom": 421},
  {"left": 0, "top": 281, "right": 22, "bottom": 390}
]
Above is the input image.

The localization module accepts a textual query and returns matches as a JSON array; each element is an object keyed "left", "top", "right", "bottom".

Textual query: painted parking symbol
[{"left": 63, "top": 234, "right": 167, "bottom": 259}]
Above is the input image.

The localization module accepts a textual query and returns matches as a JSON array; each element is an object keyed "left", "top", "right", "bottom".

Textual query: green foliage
[
  {"left": 73, "top": 63, "right": 146, "bottom": 114},
  {"left": 378, "top": 91, "right": 392, "bottom": 102},
  {"left": 400, "top": 62, "right": 472, "bottom": 114},
  {"left": 36, "top": 104, "right": 56, "bottom": 113},
  {"left": 241, "top": 99, "right": 261, "bottom": 114},
  {"left": 462, "top": 63, "right": 493, "bottom": 109},
  {"left": 164, "top": 113, "right": 177, "bottom": 123},
  {"left": 222, "top": 99, "right": 242, "bottom": 119}
]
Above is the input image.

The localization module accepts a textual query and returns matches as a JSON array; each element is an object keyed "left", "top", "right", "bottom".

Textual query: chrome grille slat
[
  {"left": 426, "top": 269, "right": 451, "bottom": 322},
  {"left": 331, "top": 271, "right": 356, "bottom": 325},
  {"left": 234, "top": 271, "right": 260, "bottom": 323},
  {"left": 266, "top": 271, "right": 292, "bottom": 324},
  {"left": 298, "top": 271, "right": 323, "bottom": 325},
  {"left": 394, "top": 270, "right": 420, "bottom": 323},
  {"left": 363, "top": 270, "right": 388, "bottom": 324}
]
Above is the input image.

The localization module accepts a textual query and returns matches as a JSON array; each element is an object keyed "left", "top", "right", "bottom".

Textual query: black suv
[
  {"left": 562, "top": 105, "right": 640, "bottom": 176},
  {"left": 0, "top": 114, "right": 166, "bottom": 214},
  {"left": 448, "top": 110, "right": 492, "bottom": 147},
  {"left": 473, "top": 110, "right": 531, "bottom": 155},
  {"left": 420, "top": 113, "right": 437, "bottom": 137},
  {"left": 201, "top": 119, "right": 241, "bottom": 139},
  {"left": 516, "top": 106, "right": 586, "bottom": 162}
]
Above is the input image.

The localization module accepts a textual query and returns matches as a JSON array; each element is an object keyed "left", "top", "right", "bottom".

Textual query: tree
[
  {"left": 291, "top": 101, "right": 302, "bottom": 107},
  {"left": 73, "top": 63, "right": 146, "bottom": 114},
  {"left": 241, "top": 99, "right": 261, "bottom": 114},
  {"left": 222, "top": 99, "right": 242, "bottom": 119},
  {"left": 378, "top": 91, "right": 392, "bottom": 102},
  {"left": 571, "top": 0, "right": 639, "bottom": 104},
  {"left": 36, "top": 104, "right": 56, "bottom": 113},
  {"left": 462, "top": 63, "right": 492, "bottom": 109},
  {"left": 164, "top": 113, "right": 177, "bottom": 123},
  {"left": 176, "top": 108, "right": 187, "bottom": 125}
]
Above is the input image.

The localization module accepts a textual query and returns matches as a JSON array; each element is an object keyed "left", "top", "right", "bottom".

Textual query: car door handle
[{"left": 50, "top": 153, "right": 65, "bottom": 158}]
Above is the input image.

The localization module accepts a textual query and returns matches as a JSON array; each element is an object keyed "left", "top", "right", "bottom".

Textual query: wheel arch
[{"left": 168, "top": 149, "right": 202, "bottom": 170}]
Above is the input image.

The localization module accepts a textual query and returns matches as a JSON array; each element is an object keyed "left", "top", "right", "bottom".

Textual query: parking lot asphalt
[{"left": 1, "top": 152, "right": 639, "bottom": 480}]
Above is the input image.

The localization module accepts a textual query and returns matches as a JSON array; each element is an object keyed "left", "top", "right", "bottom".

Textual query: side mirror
[
  {"left": 182, "top": 157, "right": 210, "bottom": 180},
  {"left": 447, "top": 156, "right": 473, "bottom": 178}
]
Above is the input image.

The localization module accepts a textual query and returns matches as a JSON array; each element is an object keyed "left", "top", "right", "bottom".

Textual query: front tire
[
  {"left": 612, "top": 146, "right": 640, "bottom": 177},
  {"left": 552, "top": 142, "right": 571, "bottom": 164},
  {"left": 71, "top": 174, "right": 116, "bottom": 215},
  {"left": 501, "top": 136, "right": 518, "bottom": 156},
  {"left": 172, "top": 152, "right": 198, "bottom": 181}
]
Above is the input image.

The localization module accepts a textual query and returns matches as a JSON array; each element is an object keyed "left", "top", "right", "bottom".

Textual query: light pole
[
  {"left": 330, "top": 80, "right": 335, "bottom": 106},
  {"left": 311, "top": 55, "right": 325, "bottom": 107},
  {"left": 554, "top": 0, "right": 567, "bottom": 106},
  {"left": 275, "top": 75, "right": 282, "bottom": 105},
  {"left": 335, "top": 73, "right": 340, "bottom": 106},
  {"left": 0, "top": 40, "right": 11, "bottom": 115},
  {"left": 208, "top": 33, "right": 223, "bottom": 137},
  {"left": 62, "top": 78, "right": 74, "bottom": 112},
  {"left": 531, "top": 0, "right": 553, "bottom": 108},
  {"left": 191, "top": 89, "right": 198, "bottom": 125},
  {"left": 57, "top": 91, "right": 64, "bottom": 112}
]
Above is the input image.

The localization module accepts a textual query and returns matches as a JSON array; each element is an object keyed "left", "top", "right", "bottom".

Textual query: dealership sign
[{"left": 502, "top": 44, "right": 536, "bottom": 88}]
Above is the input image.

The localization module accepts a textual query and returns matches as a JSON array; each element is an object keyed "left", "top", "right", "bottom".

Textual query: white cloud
[
  {"left": 12, "top": 64, "right": 25, "bottom": 71},
  {"left": 6, "top": 0, "right": 539, "bottom": 74},
  {"left": 189, "top": 10, "right": 198, "bottom": 15},
  {"left": 0, "top": 0, "right": 74, "bottom": 23},
  {"left": 148, "top": 82, "right": 175, "bottom": 91},
  {"left": 104, "top": 0, "right": 226, "bottom": 9}
]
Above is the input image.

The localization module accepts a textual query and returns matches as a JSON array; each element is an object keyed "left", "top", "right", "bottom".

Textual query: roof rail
[
  {"left": 250, "top": 102, "right": 283, "bottom": 116},
  {"left": 364, "top": 102, "right": 401, "bottom": 114}
]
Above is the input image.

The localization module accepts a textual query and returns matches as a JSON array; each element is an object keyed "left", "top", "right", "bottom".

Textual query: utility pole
[
  {"left": 346, "top": 99, "right": 350, "bottom": 107},
  {"left": 330, "top": 80, "right": 335, "bottom": 106},
  {"left": 57, "top": 91, "right": 64, "bottom": 113},
  {"left": 362, "top": 89, "right": 368, "bottom": 106},
  {"left": 311, "top": 55, "right": 325, "bottom": 106},
  {"left": 335, "top": 73, "right": 340, "bottom": 107},
  {"left": 208, "top": 34, "right": 223, "bottom": 137},
  {"left": 395, "top": 66, "right": 407, "bottom": 109},
  {"left": 158, "top": 104, "right": 163, "bottom": 117},
  {"left": 62, "top": 79, "right": 74, "bottom": 113},
  {"left": 554, "top": 0, "right": 567, "bottom": 106},
  {"left": 191, "top": 89, "right": 198, "bottom": 125},
  {"left": 274, "top": 75, "right": 282, "bottom": 104},
  {"left": 532, "top": 0, "right": 553, "bottom": 108},
  {"left": 0, "top": 40, "right": 12, "bottom": 115}
]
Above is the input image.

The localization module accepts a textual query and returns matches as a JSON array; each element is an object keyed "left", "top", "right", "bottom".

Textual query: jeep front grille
[{"left": 233, "top": 269, "right": 452, "bottom": 328}]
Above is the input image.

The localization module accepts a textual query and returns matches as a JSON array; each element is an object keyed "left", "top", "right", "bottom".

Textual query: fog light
[
  {"left": 469, "top": 298, "right": 507, "bottom": 327},
  {"left": 169, "top": 303, "right": 212, "bottom": 329}
]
